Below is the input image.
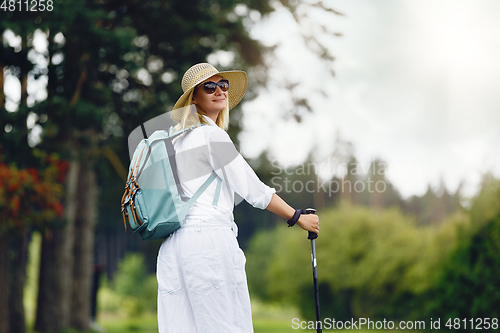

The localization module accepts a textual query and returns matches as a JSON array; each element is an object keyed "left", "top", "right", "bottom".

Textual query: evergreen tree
[{"left": 2, "top": 1, "right": 342, "bottom": 331}]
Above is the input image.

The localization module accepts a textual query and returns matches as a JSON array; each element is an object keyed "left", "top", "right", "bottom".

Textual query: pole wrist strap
[{"left": 287, "top": 209, "right": 303, "bottom": 227}]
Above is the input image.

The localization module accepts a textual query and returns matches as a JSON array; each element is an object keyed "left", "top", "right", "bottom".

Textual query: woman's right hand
[{"left": 297, "top": 213, "right": 320, "bottom": 234}]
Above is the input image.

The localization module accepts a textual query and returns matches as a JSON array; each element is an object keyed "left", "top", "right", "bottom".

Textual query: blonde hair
[{"left": 173, "top": 89, "right": 230, "bottom": 132}]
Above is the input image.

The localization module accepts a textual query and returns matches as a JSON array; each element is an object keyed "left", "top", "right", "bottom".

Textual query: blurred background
[{"left": 1, "top": 0, "right": 500, "bottom": 332}]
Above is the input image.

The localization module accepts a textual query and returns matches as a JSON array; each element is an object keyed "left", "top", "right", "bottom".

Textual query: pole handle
[
  {"left": 308, "top": 231, "right": 318, "bottom": 240},
  {"left": 304, "top": 208, "right": 317, "bottom": 240}
]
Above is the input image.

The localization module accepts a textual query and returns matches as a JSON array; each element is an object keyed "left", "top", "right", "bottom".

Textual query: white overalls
[{"left": 157, "top": 116, "right": 275, "bottom": 333}]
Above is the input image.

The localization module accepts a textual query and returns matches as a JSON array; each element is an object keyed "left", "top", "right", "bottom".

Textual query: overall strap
[
  {"left": 178, "top": 172, "right": 221, "bottom": 217},
  {"left": 212, "top": 176, "right": 222, "bottom": 206}
]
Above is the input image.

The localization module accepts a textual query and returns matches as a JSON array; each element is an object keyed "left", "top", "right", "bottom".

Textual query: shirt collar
[{"left": 202, "top": 114, "right": 217, "bottom": 126}]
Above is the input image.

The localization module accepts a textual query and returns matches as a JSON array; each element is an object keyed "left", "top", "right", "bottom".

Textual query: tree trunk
[
  {"left": 35, "top": 161, "right": 79, "bottom": 333},
  {"left": 8, "top": 232, "right": 28, "bottom": 333},
  {"left": 0, "top": 232, "right": 10, "bottom": 333},
  {"left": 0, "top": 64, "right": 5, "bottom": 106},
  {"left": 70, "top": 162, "right": 98, "bottom": 330}
]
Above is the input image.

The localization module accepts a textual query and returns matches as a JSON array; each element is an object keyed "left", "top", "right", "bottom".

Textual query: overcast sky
[
  {"left": 236, "top": 0, "right": 500, "bottom": 199},
  {"left": 3, "top": 1, "right": 499, "bottom": 200}
]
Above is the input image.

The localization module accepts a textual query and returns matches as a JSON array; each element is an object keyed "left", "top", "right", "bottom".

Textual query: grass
[
  {"left": 98, "top": 314, "right": 315, "bottom": 333},
  {"left": 98, "top": 313, "right": 157, "bottom": 332},
  {"left": 97, "top": 300, "right": 423, "bottom": 333},
  {"left": 99, "top": 315, "right": 420, "bottom": 333}
]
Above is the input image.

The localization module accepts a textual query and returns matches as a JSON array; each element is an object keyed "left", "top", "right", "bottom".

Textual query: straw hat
[{"left": 171, "top": 63, "right": 248, "bottom": 122}]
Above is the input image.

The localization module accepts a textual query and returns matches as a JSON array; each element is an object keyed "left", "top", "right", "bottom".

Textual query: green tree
[
  {"left": 422, "top": 176, "right": 500, "bottom": 332},
  {"left": 424, "top": 217, "right": 500, "bottom": 332},
  {"left": 0, "top": 151, "right": 66, "bottom": 333},
  {"left": 112, "top": 253, "right": 158, "bottom": 315},
  {"left": 2, "top": 1, "right": 342, "bottom": 331},
  {"left": 247, "top": 202, "right": 463, "bottom": 321},
  {"left": 405, "top": 179, "right": 463, "bottom": 226}
]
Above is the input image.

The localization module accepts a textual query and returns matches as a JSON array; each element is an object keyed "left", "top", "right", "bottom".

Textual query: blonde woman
[{"left": 157, "top": 63, "right": 319, "bottom": 332}]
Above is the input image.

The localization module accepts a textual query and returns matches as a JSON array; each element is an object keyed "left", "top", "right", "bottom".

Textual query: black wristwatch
[{"left": 287, "top": 209, "right": 303, "bottom": 227}]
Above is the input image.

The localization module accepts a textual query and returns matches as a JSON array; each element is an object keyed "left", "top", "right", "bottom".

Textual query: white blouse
[{"left": 172, "top": 115, "right": 276, "bottom": 223}]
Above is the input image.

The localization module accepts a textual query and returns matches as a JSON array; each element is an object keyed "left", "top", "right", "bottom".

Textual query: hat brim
[{"left": 172, "top": 70, "right": 248, "bottom": 122}]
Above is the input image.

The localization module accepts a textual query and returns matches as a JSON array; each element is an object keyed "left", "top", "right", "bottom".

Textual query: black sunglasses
[{"left": 199, "top": 79, "right": 229, "bottom": 94}]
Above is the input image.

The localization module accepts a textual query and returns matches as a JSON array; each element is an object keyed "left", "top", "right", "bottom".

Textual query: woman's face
[{"left": 192, "top": 75, "right": 228, "bottom": 119}]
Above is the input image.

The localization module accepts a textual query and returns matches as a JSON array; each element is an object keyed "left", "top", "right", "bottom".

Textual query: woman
[{"left": 157, "top": 63, "right": 319, "bottom": 333}]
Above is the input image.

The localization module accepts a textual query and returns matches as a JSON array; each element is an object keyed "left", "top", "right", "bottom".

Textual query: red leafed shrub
[{"left": 0, "top": 153, "right": 69, "bottom": 234}]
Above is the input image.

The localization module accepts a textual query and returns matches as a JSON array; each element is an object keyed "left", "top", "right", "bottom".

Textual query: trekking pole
[{"left": 305, "top": 208, "right": 322, "bottom": 333}]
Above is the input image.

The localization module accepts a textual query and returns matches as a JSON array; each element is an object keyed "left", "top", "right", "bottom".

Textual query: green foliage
[
  {"left": 246, "top": 229, "right": 277, "bottom": 301},
  {"left": 418, "top": 177, "right": 500, "bottom": 331},
  {"left": 114, "top": 253, "right": 148, "bottom": 298},
  {"left": 246, "top": 177, "right": 500, "bottom": 329},
  {"left": 247, "top": 201, "right": 467, "bottom": 322},
  {"left": 468, "top": 173, "right": 500, "bottom": 228},
  {"left": 422, "top": 216, "right": 500, "bottom": 332},
  {"left": 100, "top": 253, "right": 157, "bottom": 316}
]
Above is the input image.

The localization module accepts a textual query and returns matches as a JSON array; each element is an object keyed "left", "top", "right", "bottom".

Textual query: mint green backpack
[{"left": 120, "top": 125, "right": 222, "bottom": 241}]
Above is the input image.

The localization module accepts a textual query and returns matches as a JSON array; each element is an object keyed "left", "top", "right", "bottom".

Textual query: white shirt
[{"left": 172, "top": 115, "right": 276, "bottom": 222}]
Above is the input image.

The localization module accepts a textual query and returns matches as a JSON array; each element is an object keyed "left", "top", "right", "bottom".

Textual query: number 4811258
[
  {"left": 445, "top": 318, "right": 498, "bottom": 330},
  {"left": 1, "top": 0, "right": 54, "bottom": 11}
]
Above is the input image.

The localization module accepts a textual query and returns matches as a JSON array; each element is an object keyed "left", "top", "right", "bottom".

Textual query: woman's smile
[{"left": 192, "top": 75, "right": 228, "bottom": 121}]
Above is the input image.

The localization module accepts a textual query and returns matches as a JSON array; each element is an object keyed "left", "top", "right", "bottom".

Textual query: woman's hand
[
  {"left": 297, "top": 213, "right": 320, "bottom": 234},
  {"left": 265, "top": 194, "right": 320, "bottom": 233}
]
